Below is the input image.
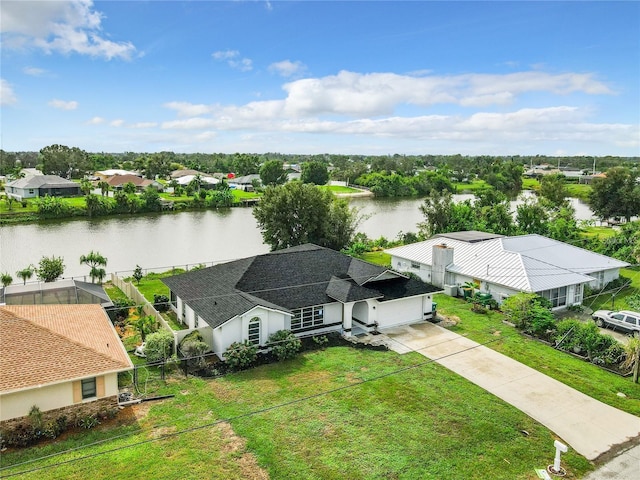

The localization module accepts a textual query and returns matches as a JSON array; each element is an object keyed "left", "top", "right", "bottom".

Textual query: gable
[{"left": 0, "top": 305, "right": 132, "bottom": 394}]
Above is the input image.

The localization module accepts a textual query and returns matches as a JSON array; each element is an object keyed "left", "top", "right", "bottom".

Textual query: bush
[
  {"left": 225, "top": 340, "right": 257, "bottom": 370},
  {"left": 268, "top": 330, "right": 302, "bottom": 361},
  {"left": 502, "top": 293, "right": 555, "bottom": 337},
  {"left": 555, "top": 319, "right": 625, "bottom": 366},
  {"left": 312, "top": 335, "right": 329, "bottom": 349},
  {"left": 153, "top": 294, "right": 170, "bottom": 312},
  {"left": 179, "top": 331, "right": 209, "bottom": 372},
  {"left": 145, "top": 329, "right": 174, "bottom": 363},
  {"left": 106, "top": 298, "right": 134, "bottom": 323}
]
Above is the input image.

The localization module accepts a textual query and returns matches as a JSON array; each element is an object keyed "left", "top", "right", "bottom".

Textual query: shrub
[
  {"left": 312, "top": 335, "right": 329, "bottom": 349},
  {"left": 153, "top": 294, "right": 170, "bottom": 312},
  {"left": 106, "top": 298, "right": 134, "bottom": 323},
  {"left": 179, "top": 331, "right": 209, "bottom": 372},
  {"left": 145, "top": 329, "right": 174, "bottom": 363},
  {"left": 471, "top": 302, "right": 487, "bottom": 314},
  {"left": 225, "top": 340, "right": 258, "bottom": 370},
  {"left": 502, "top": 292, "right": 555, "bottom": 337},
  {"left": 76, "top": 414, "right": 100, "bottom": 429},
  {"left": 268, "top": 330, "right": 302, "bottom": 361}
]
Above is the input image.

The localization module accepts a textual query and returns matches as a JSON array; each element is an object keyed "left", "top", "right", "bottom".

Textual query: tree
[
  {"left": 418, "top": 190, "right": 476, "bottom": 238},
  {"left": 231, "top": 153, "right": 259, "bottom": 176},
  {"left": 301, "top": 161, "right": 329, "bottom": 185},
  {"left": 80, "top": 250, "right": 108, "bottom": 284},
  {"left": 1, "top": 272, "right": 13, "bottom": 288},
  {"left": 97, "top": 180, "right": 110, "bottom": 197},
  {"left": 259, "top": 160, "right": 288, "bottom": 186},
  {"left": 141, "top": 186, "right": 161, "bottom": 211},
  {"left": 39, "top": 144, "right": 90, "bottom": 178},
  {"left": 80, "top": 179, "right": 93, "bottom": 196},
  {"left": 133, "top": 314, "right": 157, "bottom": 342},
  {"left": 37, "top": 255, "right": 65, "bottom": 282},
  {"left": 122, "top": 182, "right": 137, "bottom": 194},
  {"left": 16, "top": 266, "right": 35, "bottom": 285},
  {"left": 589, "top": 167, "right": 640, "bottom": 222},
  {"left": 132, "top": 265, "right": 144, "bottom": 285},
  {"left": 253, "top": 181, "right": 359, "bottom": 251},
  {"left": 516, "top": 198, "right": 549, "bottom": 236},
  {"left": 539, "top": 174, "right": 568, "bottom": 208}
]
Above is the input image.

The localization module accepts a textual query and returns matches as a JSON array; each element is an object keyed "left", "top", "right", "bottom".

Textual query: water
[{"left": 0, "top": 193, "right": 596, "bottom": 279}]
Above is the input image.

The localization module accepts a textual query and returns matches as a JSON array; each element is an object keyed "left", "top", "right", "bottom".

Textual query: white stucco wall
[
  {"left": 0, "top": 373, "right": 119, "bottom": 421},
  {"left": 391, "top": 256, "right": 433, "bottom": 284},
  {"left": 214, "top": 307, "right": 288, "bottom": 359}
]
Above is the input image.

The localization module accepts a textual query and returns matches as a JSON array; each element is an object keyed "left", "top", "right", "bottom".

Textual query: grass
[
  {"left": 125, "top": 271, "right": 184, "bottom": 303},
  {"left": 522, "top": 178, "right": 540, "bottom": 190},
  {"left": 452, "top": 179, "right": 489, "bottom": 193},
  {"left": 357, "top": 251, "right": 391, "bottom": 266},
  {"left": 565, "top": 183, "right": 592, "bottom": 201},
  {"left": 583, "top": 267, "right": 640, "bottom": 313},
  {"left": 434, "top": 294, "right": 640, "bottom": 416},
  {"left": 319, "top": 185, "right": 363, "bottom": 194},
  {"left": 580, "top": 226, "right": 618, "bottom": 239},
  {"left": 0, "top": 346, "right": 593, "bottom": 479}
]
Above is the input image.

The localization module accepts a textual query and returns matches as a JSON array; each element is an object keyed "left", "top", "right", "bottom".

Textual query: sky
[{"left": 1, "top": 0, "right": 639, "bottom": 156}]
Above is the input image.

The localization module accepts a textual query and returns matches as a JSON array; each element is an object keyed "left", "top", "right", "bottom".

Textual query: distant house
[
  {"left": 162, "top": 244, "right": 441, "bottom": 359},
  {"left": 1, "top": 279, "right": 113, "bottom": 308},
  {"left": 175, "top": 174, "right": 220, "bottom": 189},
  {"left": 5, "top": 175, "right": 81, "bottom": 201},
  {"left": 228, "top": 174, "right": 260, "bottom": 191},
  {"left": 386, "top": 231, "right": 629, "bottom": 309},
  {"left": 0, "top": 305, "right": 132, "bottom": 422},
  {"left": 95, "top": 169, "right": 141, "bottom": 179},
  {"left": 105, "top": 174, "right": 163, "bottom": 191},
  {"left": 171, "top": 169, "right": 204, "bottom": 179}
]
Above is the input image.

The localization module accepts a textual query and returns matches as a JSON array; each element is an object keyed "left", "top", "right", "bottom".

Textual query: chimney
[{"left": 432, "top": 243, "right": 454, "bottom": 288}]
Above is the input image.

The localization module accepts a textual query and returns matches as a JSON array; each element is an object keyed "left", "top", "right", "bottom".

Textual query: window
[
  {"left": 539, "top": 286, "right": 568, "bottom": 308},
  {"left": 81, "top": 378, "right": 97, "bottom": 399},
  {"left": 29, "top": 189, "right": 34, "bottom": 194},
  {"left": 248, "top": 317, "right": 260, "bottom": 345},
  {"left": 625, "top": 316, "right": 638, "bottom": 326},
  {"left": 291, "top": 306, "right": 324, "bottom": 330}
]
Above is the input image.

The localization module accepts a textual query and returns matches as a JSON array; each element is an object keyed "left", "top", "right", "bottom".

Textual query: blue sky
[{"left": 1, "top": 0, "right": 638, "bottom": 156}]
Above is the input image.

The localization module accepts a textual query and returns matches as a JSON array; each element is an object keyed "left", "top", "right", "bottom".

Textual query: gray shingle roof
[
  {"left": 7, "top": 175, "right": 78, "bottom": 189},
  {"left": 163, "top": 244, "right": 439, "bottom": 329}
]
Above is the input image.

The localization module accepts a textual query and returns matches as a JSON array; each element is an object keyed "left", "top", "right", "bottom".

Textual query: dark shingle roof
[{"left": 162, "top": 244, "right": 439, "bottom": 329}]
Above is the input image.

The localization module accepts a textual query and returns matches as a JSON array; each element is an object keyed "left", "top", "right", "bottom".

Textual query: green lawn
[
  {"left": 521, "top": 178, "right": 540, "bottom": 190},
  {"left": 357, "top": 251, "right": 391, "bottom": 266},
  {"left": 125, "top": 271, "right": 183, "bottom": 303},
  {"left": 580, "top": 226, "right": 617, "bottom": 239},
  {"left": 434, "top": 294, "right": 640, "bottom": 416},
  {"left": 565, "top": 183, "right": 592, "bottom": 201},
  {"left": 0, "top": 346, "right": 593, "bottom": 479},
  {"left": 583, "top": 267, "right": 640, "bottom": 312},
  {"left": 320, "top": 185, "right": 363, "bottom": 194},
  {"left": 452, "top": 179, "right": 489, "bottom": 193}
]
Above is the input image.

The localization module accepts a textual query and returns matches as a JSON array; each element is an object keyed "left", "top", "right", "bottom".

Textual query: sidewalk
[{"left": 381, "top": 322, "right": 640, "bottom": 462}]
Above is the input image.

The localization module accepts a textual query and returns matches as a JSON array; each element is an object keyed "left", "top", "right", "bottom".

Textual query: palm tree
[
  {"left": 80, "top": 179, "right": 93, "bottom": 196},
  {"left": 16, "top": 266, "right": 35, "bottom": 285},
  {"left": 79, "top": 250, "right": 108, "bottom": 284},
  {"left": 1, "top": 272, "right": 13, "bottom": 288},
  {"left": 97, "top": 180, "right": 111, "bottom": 197},
  {"left": 133, "top": 314, "right": 157, "bottom": 341},
  {"left": 168, "top": 179, "right": 179, "bottom": 196}
]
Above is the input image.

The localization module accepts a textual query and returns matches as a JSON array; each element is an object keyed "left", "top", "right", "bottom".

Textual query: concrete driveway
[{"left": 381, "top": 321, "right": 640, "bottom": 462}]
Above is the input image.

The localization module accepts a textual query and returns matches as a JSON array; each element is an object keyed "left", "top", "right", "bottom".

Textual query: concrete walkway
[
  {"left": 381, "top": 322, "right": 640, "bottom": 462},
  {"left": 583, "top": 443, "right": 640, "bottom": 479}
]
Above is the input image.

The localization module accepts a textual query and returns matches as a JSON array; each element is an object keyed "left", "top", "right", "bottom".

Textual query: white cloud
[
  {"left": 268, "top": 60, "right": 306, "bottom": 78},
  {"left": 1, "top": 79, "right": 18, "bottom": 105},
  {"left": 164, "top": 101, "right": 214, "bottom": 117},
  {"left": 87, "top": 116, "right": 104, "bottom": 124},
  {"left": 162, "top": 118, "right": 218, "bottom": 130},
  {"left": 23, "top": 66, "right": 47, "bottom": 76},
  {"left": 1, "top": 0, "right": 136, "bottom": 60},
  {"left": 129, "top": 122, "right": 158, "bottom": 129},
  {"left": 110, "top": 119, "right": 124, "bottom": 127},
  {"left": 212, "top": 49, "right": 252, "bottom": 71},
  {"left": 48, "top": 98, "right": 78, "bottom": 110}
]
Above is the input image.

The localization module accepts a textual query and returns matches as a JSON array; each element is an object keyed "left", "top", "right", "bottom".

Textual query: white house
[
  {"left": 162, "top": 244, "right": 441, "bottom": 359},
  {"left": 386, "top": 231, "right": 629, "bottom": 309},
  {"left": 4, "top": 175, "right": 81, "bottom": 201},
  {"left": 0, "top": 305, "right": 132, "bottom": 422}
]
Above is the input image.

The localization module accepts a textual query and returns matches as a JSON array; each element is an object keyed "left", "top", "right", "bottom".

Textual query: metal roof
[
  {"left": 386, "top": 233, "right": 628, "bottom": 293},
  {"left": 435, "top": 231, "right": 504, "bottom": 243},
  {"left": 7, "top": 175, "right": 78, "bottom": 189}
]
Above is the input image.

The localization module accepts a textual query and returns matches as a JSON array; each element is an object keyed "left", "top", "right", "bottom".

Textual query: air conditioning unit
[{"left": 444, "top": 285, "right": 457, "bottom": 297}]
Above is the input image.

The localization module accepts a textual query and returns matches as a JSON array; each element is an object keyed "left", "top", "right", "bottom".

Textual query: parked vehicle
[{"left": 592, "top": 310, "right": 640, "bottom": 336}]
